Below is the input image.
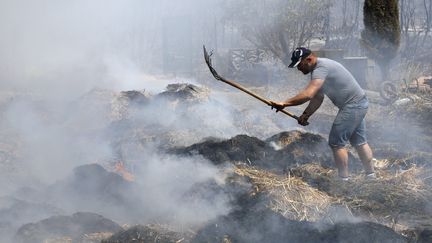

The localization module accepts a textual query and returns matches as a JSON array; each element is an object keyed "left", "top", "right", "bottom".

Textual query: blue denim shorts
[{"left": 329, "top": 96, "right": 368, "bottom": 147}]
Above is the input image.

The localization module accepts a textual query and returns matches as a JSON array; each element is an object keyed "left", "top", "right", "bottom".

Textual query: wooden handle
[
  {"left": 203, "top": 45, "right": 308, "bottom": 125},
  {"left": 220, "top": 77, "right": 299, "bottom": 119}
]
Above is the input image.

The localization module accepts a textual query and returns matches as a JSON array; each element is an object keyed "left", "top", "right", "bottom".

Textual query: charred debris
[{"left": 0, "top": 83, "right": 431, "bottom": 243}]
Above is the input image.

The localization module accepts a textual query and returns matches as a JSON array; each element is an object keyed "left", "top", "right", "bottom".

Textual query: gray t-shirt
[{"left": 311, "top": 58, "right": 365, "bottom": 108}]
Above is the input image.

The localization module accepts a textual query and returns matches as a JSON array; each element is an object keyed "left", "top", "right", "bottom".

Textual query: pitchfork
[{"left": 203, "top": 45, "right": 304, "bottom": 124}]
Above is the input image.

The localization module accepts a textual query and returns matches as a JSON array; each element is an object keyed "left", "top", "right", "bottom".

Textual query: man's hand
[
  {"left": 269, "top": 101, "right": 286, "bottom": 112},
  {"left": 298, "top": 113, "right": 310, "bottom": 126}
]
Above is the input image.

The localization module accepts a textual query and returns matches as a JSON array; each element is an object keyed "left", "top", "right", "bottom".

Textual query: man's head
[{"left": 286, "top": 47, "right": 316, "bottom": 74}]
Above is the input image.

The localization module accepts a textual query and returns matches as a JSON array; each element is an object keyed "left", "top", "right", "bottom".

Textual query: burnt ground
[
  {"left": 1, "top": 86, "right": 432, "bottom": 242},
  {"left": 102, "top": 224, "right": 195, "bottom": 243},
  {"left": 15, "top": 212, "right": 122, "bottom": 243},
  {"left": 0, "top": 197, "right": 64, "bottom": 242},
  {"left": 168, "top": 131, "right": 432, "bottom": 243},
  {"left": 192, "top": 208, "right": 407, "bottom": 243},
  {"left": 169, "top": 91, "right": 432, "bottom": 242},
  {"left": 172, "top": 131, "right": 363, "bottom": 172}
]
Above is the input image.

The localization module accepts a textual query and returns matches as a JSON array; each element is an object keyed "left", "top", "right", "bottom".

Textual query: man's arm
[
  {"left": 303, "top": 91, "right": 324, "bottom": 117},
  {"left": 270, "top": 79, "right": 324, "bottom": 110},
  {"left": 294, "top": 91, "right": 324, "bottom": 126},
  {"left": 284, "top": 79, "right": 324, "bottom": 106}
]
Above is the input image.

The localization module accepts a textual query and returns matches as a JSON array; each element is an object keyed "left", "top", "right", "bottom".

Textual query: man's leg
[
  {"left": 355, "top": 143, "right": 374, "bottom": 174},
  {"left": 332, "top": 147, "right": 349, "bottom": 178},
  {"left": 350, "top": 115, "right": 374, "bottom": 175},
  {"left": 329, "top": 102, "right": 368, "bottom": 179}
]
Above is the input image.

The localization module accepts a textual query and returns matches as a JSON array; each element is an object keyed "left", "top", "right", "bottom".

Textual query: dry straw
[
  {"left": 234, "top": 160, "right": 432, "bottom": 232},
  {"left": 234, "top": 165, "right": 333, "bottom": 221}
]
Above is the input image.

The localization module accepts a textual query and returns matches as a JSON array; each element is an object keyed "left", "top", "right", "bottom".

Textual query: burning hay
[{"left": 234, "top": 165, "right": 333, "bottom": 221}]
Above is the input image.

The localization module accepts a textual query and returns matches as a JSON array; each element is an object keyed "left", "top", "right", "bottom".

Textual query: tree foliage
[
  {"left": 361, "top": 0, "right": 400, "bottom": 79},
  {"left": 222, "top": 0, "right": 331, "bottom": 63}
]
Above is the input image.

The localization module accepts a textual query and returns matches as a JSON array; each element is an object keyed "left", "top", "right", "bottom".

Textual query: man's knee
[
  {"left": 355, "top": 143, "right": 373, "bottom": 159},
  {"left": 354, "top": 143, "right": 368, "bottom": 149},
  {"left": 330, "top": 145, "right": 348, "bottom": 157},
  {"left": 354, "top": 143, "right": 372, "bottom": 153},
  {"left": 329, "top": 140, "right": 348, "bottom": 151}
]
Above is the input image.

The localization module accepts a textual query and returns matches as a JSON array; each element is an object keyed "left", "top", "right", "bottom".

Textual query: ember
[{"left": 112, "top": 161, "right": 135, "bottom": 182}]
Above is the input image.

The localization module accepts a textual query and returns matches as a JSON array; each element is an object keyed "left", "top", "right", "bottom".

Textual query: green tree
[{"left": 361, "top": 0, "right": 400, "bottom": 80}]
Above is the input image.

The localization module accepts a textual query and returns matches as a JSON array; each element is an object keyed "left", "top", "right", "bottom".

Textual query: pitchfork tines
[{"left": 203, "top": 45, "right": 223, "bottom": 81}]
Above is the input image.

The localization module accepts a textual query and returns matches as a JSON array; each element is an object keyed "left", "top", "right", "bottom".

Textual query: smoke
[
  {"left": 38, "top": 148, "right": 234, "bottom": 227},
  {"left": 132, "top": 152, "right": 232, "bottom": 226},
  {"left": 0, "top": 0, "right": 220, "bottom": 98},
  {"left": 3, "top": 97, "right": 114, "bottom": 186},
  {"left": 0, "top": 78, "right": 239, "bottom": 239},
  {"left": 0, "top": 1, "right": 240, "bottom": 241}
]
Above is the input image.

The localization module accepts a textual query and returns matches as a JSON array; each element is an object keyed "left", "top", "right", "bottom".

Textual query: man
[{"left": 270, "top": 47, "right": 375, "bottom": 180}]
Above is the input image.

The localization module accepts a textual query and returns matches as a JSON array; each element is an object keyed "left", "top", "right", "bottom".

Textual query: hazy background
[{"left": 0, "top": 0, "right": 221, "bottom": 97}]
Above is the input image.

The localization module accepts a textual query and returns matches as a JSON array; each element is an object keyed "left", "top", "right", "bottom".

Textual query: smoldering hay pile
[{"left": 0, "top": 83, "right": 432, "bottom": 243}]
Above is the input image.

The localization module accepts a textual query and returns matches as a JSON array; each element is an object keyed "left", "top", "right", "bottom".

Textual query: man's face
[{"left": 297, "top": 57, "right": 314, "bottom": 74}]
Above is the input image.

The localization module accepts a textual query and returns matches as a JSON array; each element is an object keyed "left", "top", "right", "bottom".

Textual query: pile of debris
[
  {"left": 35, "top": 164, "right": 147, "bottom": 223},
  {"left": 390, "top": 94, "right": 432, "bottom": 126},
  {"left": 234, "top": 165, "right": 333, "bottom": 221},
  {"left": 406, "top": 76, "right": 432, "bottom": 93},
  {"left": 10, "top": 159, "right": 431, "bottom": 243},
  {"left": 192, "top": 207, "right": 408, "bottom": 243},
  {"left": 3, "top": 131, "right": 432, "bottom": 242},
  {"left": 3, "top": 81, "right": 432, "bottom": 243},
  {"left": 289, "top": 162, "right": 432, "bottom": 238},
  {"left": 156, "top": 83, "right": 210, "bottom": 104},
  {"left": 173, "top": 131, "right": 358, "bottom": 172},
  {"left": 102, "top": 224, "right": 194, "bottom": 243},
  {"left": 15, "top": 212, "right": 122, "bottom": 243},
  {"left": 78, "top": 83, "right": 208, "bottom": 124},
  {"left": 0, "top": 197, "right": 64, "bottom": 242},
  {"left": 110, "top": 90, "right": 151, "bottom": 121}
]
